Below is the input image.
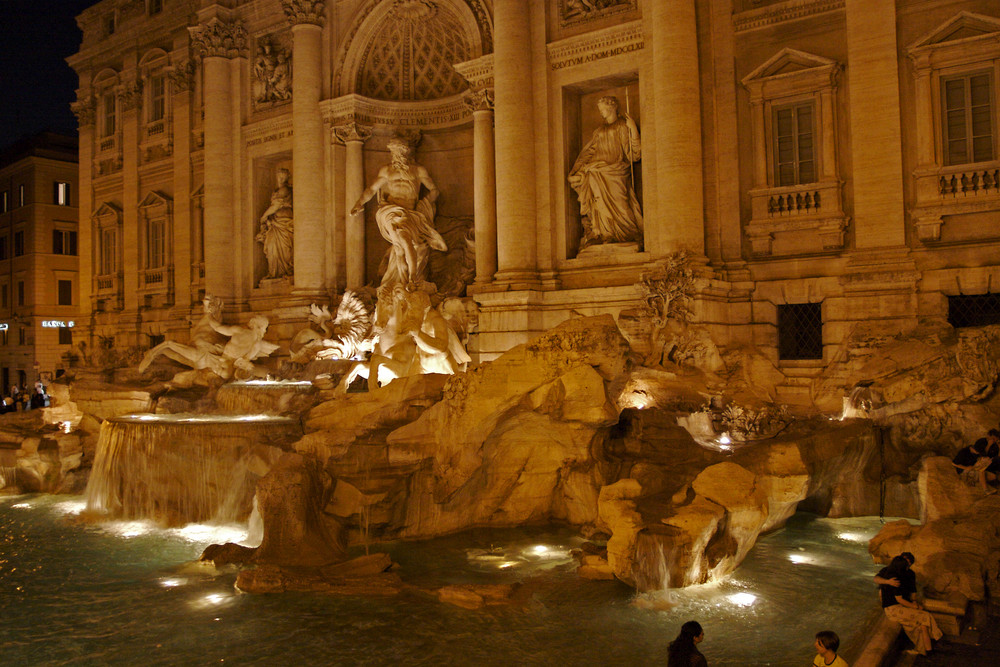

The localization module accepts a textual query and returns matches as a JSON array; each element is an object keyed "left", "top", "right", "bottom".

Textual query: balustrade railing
[
  {"left": 767, "top": 189, "right": 822, "bottom": 216},
  {"left": 938, "top": 168, "right": 1000, "bottom": 197}
]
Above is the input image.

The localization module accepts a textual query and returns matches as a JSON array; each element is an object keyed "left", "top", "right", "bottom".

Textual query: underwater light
[
  {"left": 532, "top": 545, "right": 548, "bottom": 555},
  {"left": 498, "top": 561, "right": 518, "bottom": 569},
  {"left": 728, "top": 592, "right": 757, "bottom": 606},
  {"left": 838, "top": 532, "right": 863, "bottom": 542},
  {"left": 11, "top": 502, "right": 32, "bottom": 509},
  {"left": 788, "top": 554, "right": 807, "bottom": 564},
  {"left": 52, "top": 500, "right": 86, "bottom": 515},
  {"left": 160, "top": 578, "right": 184, "bottom": 588},
  {"left": 719, "top": 433, "right": 731, "bottom": 445}
]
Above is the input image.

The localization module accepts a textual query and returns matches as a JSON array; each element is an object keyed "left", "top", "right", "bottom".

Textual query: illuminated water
[{"left": 0, "top": 496, "right": 885, "bottom": 666}]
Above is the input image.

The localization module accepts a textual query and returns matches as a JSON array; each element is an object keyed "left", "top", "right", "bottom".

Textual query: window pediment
[
  {"left": 742, "top": 49, "right": 840, "bottom": 101},
  {"left": 92, "top": 202, "right": 122, "bottom": 224},
  {"left": 138, "top": 191, "right": 172, "bottom": 213},
  {"left": 908, "top": 12, "right": 1000, "bottom": 67}
]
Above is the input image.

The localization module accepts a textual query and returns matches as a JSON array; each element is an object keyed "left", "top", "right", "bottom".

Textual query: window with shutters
[
  {"left": 941, "top": 72, "right": 995, "bottom": 167},
  {"left": 742, "top": 49, "right": 847, "bottom": 257},
  {"left": 908, "top": 12, "right": 1000, "bottom": 244}
]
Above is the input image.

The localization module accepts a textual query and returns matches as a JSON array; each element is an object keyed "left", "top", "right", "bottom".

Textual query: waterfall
[
  {"left": 84, "top": 414, "right": 301, "bottom": 526},
  {"left": 215, "top": 380, "right": 316, "bottom": 415},
  {"left": 0, "top": 465, "right": 18, "bottom": 490}
]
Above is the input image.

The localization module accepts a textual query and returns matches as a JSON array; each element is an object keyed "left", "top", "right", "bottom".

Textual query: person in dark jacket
[{"left": 667, "top": 620, "right": 707, "bottom": 667}]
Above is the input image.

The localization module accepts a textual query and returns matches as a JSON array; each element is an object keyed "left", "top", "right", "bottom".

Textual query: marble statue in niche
[
  {"left": 257, "top": 167, "right": 294, "bottom": 280},
  {"left": 252, "top": 39, "right": 292, "bottom": 107},
  {"left": 350, "top": 137, "right": 447, "bottom": 290},
  {"left": 568, "top": 95, "right": 643, "bottom": 250}
]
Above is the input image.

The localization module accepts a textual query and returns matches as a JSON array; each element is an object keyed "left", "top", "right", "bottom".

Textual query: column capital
[
  {"left": 188, "top": 18, "right": 248, "bottom": 59},
  {"left": 464, "top": 87, "right": 495, "bottom": 113},
  {"left": 119, "top": 79, "right": 143, "bottom": 113},
  {"left": 281, "top": 0, "right": 326, "bottom": 27},
  {"left": 333, "top": 122, "right": 373, "bottom": 145},
  {"left": 71, "top": 95, "right": 96, "bottom": 127},
  {"left": 167, "top": 60, "right": 196, "bottom": 93}
]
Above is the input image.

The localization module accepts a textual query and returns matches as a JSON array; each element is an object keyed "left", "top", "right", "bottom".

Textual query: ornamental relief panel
[
  {"left": 559, "top": 0, "right": 636, "bottom": 28},
  {"left": 252, "top": 33, "right": 293, "bottom": 112}
]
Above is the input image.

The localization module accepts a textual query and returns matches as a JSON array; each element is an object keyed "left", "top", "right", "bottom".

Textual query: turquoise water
[{"left": 0, "top": 495, "right": 885, "bottom": 666}]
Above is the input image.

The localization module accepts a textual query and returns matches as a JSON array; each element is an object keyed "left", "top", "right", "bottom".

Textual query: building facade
[
  {"left": 0, "top": 133, "right": 80, "bottom": 392},
  {"left": 68, "top": 0, "right": 1000, "bottom": 401}
]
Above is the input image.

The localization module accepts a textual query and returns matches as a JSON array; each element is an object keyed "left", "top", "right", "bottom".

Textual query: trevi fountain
[{"left": 5, "top": 0, "right": 1000, "bottom": 665}]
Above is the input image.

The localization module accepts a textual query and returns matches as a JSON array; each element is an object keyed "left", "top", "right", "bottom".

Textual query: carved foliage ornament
[
  {"left": 189, "top": 19, "right": 248, "bottom": 59},
  {"left": 72, "top": 96, "right": 96, "bottom": 127},
  {"left": 168, "top": 61, "right": 196, "bottom": 93},
  {"left": 281, "top": 0, "right": 327, "bottom": 27},
  {"left": 333, "top": 122, "right": 374, "bottom": 145},
  {"left": 119, "top": 80, "right": 144, "bottom": 112},
  {"left": 560, "top": 0, "right": 636, "bottom": 27},
  {"left": 463, "top": 87, "right": 494, "bottom": 113}
]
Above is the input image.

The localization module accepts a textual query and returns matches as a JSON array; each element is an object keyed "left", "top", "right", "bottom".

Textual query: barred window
[
  {"left": 778, "top": 302, "right": 823, "bottom": 360},
  {"left": 948, "top": 293, "right": 1000, "bottom": 328}
]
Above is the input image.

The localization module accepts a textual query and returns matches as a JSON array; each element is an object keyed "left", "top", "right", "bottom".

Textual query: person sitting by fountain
[
  {"left": 812, "top": 630, "right": 847, "bottom": 667},
  {"left": 874, "top": 552, "right": 941, "bottom": 656},
  {"left": 952, "top": 431, "right": 998, "bottom": 493},
  {"left": 667, "top": 620, "right": 707, "bottom": 667}
]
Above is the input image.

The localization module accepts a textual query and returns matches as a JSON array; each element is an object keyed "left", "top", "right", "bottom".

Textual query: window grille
[
  {"left": 948, "top": 293, "right": 1000, "bottom": 328},
  {"left": 778, "top": 302, "right": 823, "bottom": 360}
]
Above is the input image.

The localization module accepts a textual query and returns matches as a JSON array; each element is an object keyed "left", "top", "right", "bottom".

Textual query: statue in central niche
[
  {"left": 350, "top": 137, "right": 447, "bottom": 290},
  {"left": 568, "top": 95, "right": 643, "bottom": 249},
  {"left": 257, "top": 167, "right": 294, "bottom": 280}
]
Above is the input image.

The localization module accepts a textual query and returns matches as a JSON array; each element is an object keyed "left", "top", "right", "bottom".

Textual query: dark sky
[{"left": 0, "top": 0, "right": 98, "bottom": 151}]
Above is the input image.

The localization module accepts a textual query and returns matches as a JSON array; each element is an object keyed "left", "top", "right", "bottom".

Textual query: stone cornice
[
  {"left": 453, "top": 54, "right": 494, "bottom": 91},
  {"left": 189, "top": 18, "right": 248, "bottom": 59},
  {"left": 546, "top": 21, "right": 643, "bottom": 71},
  {"left": 733, "top": 0, "right": 844, "bottom": 33},
  {"left": 321, "top": 93, "right": 470, "bottom": 130},
  {"left": 281, "top": 0, "right": 326, "bottom": 27}
]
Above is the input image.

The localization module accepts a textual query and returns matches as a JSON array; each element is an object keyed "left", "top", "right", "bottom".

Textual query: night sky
[{"left": 0, "top": 0, "right": 98, "bottom": 152}]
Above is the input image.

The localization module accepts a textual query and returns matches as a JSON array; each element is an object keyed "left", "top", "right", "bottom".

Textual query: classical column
[
  {"left": 188, "top": 18, "right": 246, "bottom": 304},
  {"left": 492, "top": 0, "right": 538, "bottom": 287},
  {"left": 466, "top": 88, "right": 497, "bottom": 284},
  {"left": 70, "top": 94, "right": 95, "bottom": 331},
  {"left": 119, "top": 77, "right": 142, "bottom": 316},
  {"left": 647, "top": 0, "right": 704, "bottom": 255},
  {"left": 334, "top": 123, "right": 372, "bottom": 289},
  {"left": 282, "top": 0, "right": 326, "bottom": 296},
  {"left": 169, "top": 60, "right": 195, "bottom": 310},
  {"left": 846, "top": 0, "right": 906, "bottom": 248}
]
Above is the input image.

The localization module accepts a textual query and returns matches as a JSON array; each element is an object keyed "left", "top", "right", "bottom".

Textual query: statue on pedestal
[
  {"left": 257, "top": 167, "right": 294, "bottom": 280},
  {"left": 350, "top": 137, "right": 447, "bottom": 290},
  {"left": 568, "top": 95, "right": 643, "bottom": 249}
]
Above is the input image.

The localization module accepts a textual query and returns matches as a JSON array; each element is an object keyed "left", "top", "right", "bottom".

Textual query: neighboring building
[
  {"left": 67, "top": 1, "right": 1000, "bottom": 402},
  {"left": 0, "top": 132, "right": 80, "bottom": 392}
]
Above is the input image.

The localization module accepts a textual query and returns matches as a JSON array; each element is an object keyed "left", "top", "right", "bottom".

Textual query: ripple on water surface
[{"left": 0, "top": 495, "right": 887, "bottom": 666}]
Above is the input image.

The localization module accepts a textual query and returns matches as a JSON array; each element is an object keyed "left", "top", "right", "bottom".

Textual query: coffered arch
[{"left": 334, "top": 0, "right": 492, "bottom": 100}]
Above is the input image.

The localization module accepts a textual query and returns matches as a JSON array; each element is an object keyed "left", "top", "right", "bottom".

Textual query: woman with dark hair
[{"left": 667, "top": 620, "right": 707, "bottom": 667}]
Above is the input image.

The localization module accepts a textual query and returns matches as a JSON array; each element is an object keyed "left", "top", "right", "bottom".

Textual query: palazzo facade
[{"left": 69, "top": 0, "right": 1000, "bottom": 401}]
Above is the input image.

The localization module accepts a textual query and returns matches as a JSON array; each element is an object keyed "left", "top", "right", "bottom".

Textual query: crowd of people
[{"left": 0, "top": 381, "right": 49, "bottom": 413}]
